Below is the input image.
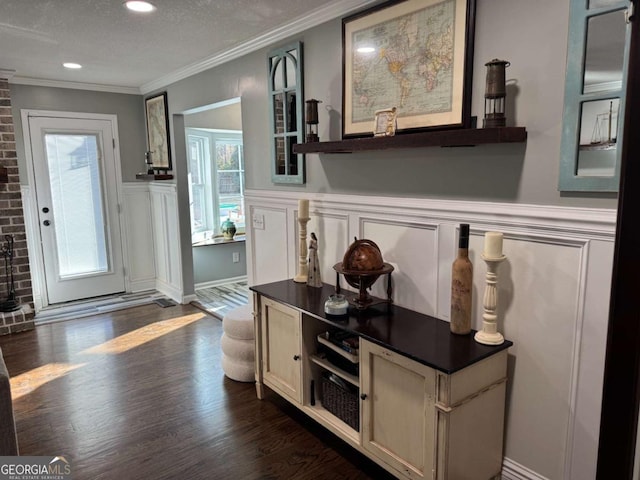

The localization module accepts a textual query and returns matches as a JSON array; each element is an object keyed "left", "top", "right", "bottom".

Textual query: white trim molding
[
  {"left": 139, "top": 0, "right": 379, "bottom": 94},
  {"left": 244, "top": 188, "right": 616, "bottom": 480},
  {"left": 10, "top": 76, "right": 140, "bottom": 95}
]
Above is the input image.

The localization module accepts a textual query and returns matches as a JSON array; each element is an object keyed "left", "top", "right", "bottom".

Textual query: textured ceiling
[{"left": 0, "top": 0, "right": 375, "bottom": 92}]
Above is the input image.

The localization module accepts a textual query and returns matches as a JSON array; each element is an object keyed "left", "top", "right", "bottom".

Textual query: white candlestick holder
[
  {"left": 475, "top": 254, "right": 506, "bottom": 345},
  {"left": 293, "top": 216, "right": 310, "bottom": 283}
]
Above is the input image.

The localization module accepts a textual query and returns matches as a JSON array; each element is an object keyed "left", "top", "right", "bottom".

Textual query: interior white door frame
[{"left": 20, "top": 109, "right": 131, "bottom": 310}]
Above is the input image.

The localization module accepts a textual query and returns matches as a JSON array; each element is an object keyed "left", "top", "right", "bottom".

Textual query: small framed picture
[{"left": 373, "top": 107, "right": 397, "bottom": 137}]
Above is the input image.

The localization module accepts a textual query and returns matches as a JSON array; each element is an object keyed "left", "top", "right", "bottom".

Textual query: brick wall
[{"left": 0, "top": 78, "right": 34, "bottom": 334}]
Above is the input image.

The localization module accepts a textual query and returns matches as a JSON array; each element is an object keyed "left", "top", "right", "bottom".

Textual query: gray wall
[
  {"left": 9, "top": 85, "right": 145, "bottom": 183},
  {"left": 160, "top": 0, "right": 616, "bottom": 209},
  {"left": 193, "top": 241, "right": 247, "bottom": 285}
]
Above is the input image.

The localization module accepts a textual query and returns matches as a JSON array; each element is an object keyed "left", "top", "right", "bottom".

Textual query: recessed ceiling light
[
  {"left": 125, "top": 1, "right": 156, "bottom": 12},
  {"left": 63, "top": 63, "right": 82, "bottom": 69}
]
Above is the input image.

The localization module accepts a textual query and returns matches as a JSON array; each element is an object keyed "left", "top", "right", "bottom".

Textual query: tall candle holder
[
  {"left": 293, "top": 216, "right": 310, "bottom": 283},
  {"left": 475, "top": 253, "right": 506, "bottom": 345}
]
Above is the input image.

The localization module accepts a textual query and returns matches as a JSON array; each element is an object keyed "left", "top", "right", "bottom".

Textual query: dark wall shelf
[{"left": 292, "top": 127, "right": 527, "bottom": 154}]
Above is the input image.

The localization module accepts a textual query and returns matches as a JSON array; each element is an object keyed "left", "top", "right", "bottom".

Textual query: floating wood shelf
[
  {"left": 135, "top": 173, "right": 174, "bottom": 181},
  {"left": 292, "top": 127, "right": 527, "bottom": 154}
]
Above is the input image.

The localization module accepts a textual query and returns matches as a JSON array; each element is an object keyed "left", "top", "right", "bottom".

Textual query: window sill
[{"left": 193, "top": 235, "right": 246, "bottom": 247}]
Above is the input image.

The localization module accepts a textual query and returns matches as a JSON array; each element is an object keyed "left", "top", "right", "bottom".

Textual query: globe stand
[{"left": 333, "top": 262, "right": 394, "bottom": 310}]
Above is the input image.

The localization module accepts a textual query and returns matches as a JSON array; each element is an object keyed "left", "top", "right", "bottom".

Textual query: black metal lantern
[
  {"left": 483, "top": 59, "right": 510, "bottom": 128},
  {"left": 305, "top": 99, "right": 322, "bottom": 143}
]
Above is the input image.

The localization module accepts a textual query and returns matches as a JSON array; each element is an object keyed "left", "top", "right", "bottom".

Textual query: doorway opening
[{"left": 182, "top": 99, "right": 248, "bottom": 318}]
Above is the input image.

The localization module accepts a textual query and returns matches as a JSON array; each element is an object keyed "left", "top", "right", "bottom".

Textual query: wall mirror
[
  {"left": 559, "top": 0, "right": 631, "bottom": 192},
  {"left": 268, "top": 41, "right": 305, "bottom": 184}
]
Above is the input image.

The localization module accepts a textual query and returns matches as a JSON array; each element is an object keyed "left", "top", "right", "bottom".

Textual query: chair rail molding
[{"left": 244, "top": 188, "right": 616, "bottom": 480}]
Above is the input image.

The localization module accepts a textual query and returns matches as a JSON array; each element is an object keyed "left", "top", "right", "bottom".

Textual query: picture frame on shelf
[
  {"left": 342, "top": 0, "right": 476, "bottom": 138},
  {"left": 373, "top": 107, "right": 398, "bottom": 136},
  {"left": 144, "top": 91, "right": 172, "bottom": 170}
]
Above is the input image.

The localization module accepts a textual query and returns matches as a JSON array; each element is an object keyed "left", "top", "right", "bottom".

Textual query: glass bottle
[{"left": 451, "top": 223, "right": 473, "bottom": 334}]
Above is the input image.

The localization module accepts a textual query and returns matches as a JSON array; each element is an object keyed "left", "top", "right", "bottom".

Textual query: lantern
[
  {"left": 483, "top": 59, "right": 510, "bottom": 128},
  {"left": 305, "top": 99, "right": 322, "bottom": 143}
]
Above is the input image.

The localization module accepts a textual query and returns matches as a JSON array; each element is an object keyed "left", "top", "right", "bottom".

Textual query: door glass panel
[
  {"left": 44, "top": 133, "right": 109, "bottom": 278},
  {"left": 577, "top": 98, "right": 620, "bottom": 176},
  {"left": 583, "top": 10, "right": 626, "bottom": 92}
]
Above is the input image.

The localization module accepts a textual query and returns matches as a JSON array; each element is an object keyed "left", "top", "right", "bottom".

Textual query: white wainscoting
[
  {"left": 122, "top": 183, "right": 156, "bottom": 292},
  {"left": 148, "top": 183, "right": 184, "bottom": 303},
  {"left": 244, "top": 189, "right": 616, "bottom": 480}
]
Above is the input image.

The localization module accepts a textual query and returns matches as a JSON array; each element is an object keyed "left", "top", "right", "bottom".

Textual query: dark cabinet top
[{"left": 251, "top": 279, "right": 512, "bottom": 374}]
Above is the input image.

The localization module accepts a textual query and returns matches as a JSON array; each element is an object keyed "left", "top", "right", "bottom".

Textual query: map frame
[{"left": 342, "top": 0, "right": 475, "bottom": 138}]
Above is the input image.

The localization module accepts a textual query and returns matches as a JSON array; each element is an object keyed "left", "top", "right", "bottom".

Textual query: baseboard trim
[
  {"left": 501, "top": 457, "right": 550, "bottom": 480},
  {"left": 195, "top": 275, "right": 248, "bottom": 291}
]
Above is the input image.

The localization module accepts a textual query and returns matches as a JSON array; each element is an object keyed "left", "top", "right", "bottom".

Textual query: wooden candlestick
[
  {"left": 475, "top": 254, "right": 506, "bottom": 345},
  {"left": 293, "top": 216, "right": 310, "bottom": 283}
]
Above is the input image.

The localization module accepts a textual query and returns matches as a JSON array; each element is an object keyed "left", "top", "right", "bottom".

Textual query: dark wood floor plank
[{"left": 0, "top": 303, "right": 394, "bottom": 480}]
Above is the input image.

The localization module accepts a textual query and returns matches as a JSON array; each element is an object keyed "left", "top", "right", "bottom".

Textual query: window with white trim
[{"left": 187, "top": 129, "right": 245, "bottom": 243}]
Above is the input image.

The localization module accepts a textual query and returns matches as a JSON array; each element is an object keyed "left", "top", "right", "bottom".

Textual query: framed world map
[{"left": 342, "top": 0, "right": 476, "bottom": 137}]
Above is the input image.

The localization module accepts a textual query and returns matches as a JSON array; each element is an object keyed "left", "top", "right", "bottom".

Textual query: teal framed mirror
[
  {"left": 559, "top": 0, "right": 632, "bottom": 192},
  {"left": 268, "top": 41, "right": 305, "bottom": 184}
]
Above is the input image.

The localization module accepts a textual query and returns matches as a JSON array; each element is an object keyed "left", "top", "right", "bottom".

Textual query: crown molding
[
  {"left": 9, "top": 76, "right": 141, "bottom": 95},
  {"left": 139, "top": 0, "right": 380, "bottom": 94},
  {"left": 0, "top": 69, "right": 16, "bottom": 80}
]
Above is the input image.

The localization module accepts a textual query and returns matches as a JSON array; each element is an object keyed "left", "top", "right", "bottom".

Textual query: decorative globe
[{"left": 340, "top": 238, "right": 385, "bottom": 290}]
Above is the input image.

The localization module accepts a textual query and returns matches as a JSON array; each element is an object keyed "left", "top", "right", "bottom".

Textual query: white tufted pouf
[{"left": 221, "top": 304, "right": 255, "bottom": 382}]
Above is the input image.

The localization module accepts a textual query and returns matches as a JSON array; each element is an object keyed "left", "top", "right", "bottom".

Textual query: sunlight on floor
[
  {"left": 11, "top": 363, "right": 86, "bottom": 400},
  {"left": 9, "top": 312, "right": 208, "bottom": 399},
  {"left": 81, "top": 313, "right": 206, "bottom": 355}
]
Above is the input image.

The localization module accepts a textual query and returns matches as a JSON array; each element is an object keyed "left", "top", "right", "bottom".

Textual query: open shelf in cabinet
[
  {"left": 316, "top": 334, "right": 359, "bottom": 363},
  {"left": 292, "top": 127, "right": 527, "bottom": 154},
  {"left": 310, "top": 354, "right": 359, "bottom": 387}
]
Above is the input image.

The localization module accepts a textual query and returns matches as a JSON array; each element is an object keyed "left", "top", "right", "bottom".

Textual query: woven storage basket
[{"left": 321, "top": 375, "right": 359, "bottom": 431}]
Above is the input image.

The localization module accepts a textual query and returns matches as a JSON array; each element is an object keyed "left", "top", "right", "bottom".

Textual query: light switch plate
[{"left": 252, "top": 213, "right": 265, "bottom": 230}]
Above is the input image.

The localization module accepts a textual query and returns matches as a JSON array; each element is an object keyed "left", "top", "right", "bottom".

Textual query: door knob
[
  {"left": 360, "top": 393, "right": 367, "bottom": 400},
  {"left": 43, "top": 220, "right": 50, "bottom": 226},
  {"left": 293, "top": 355, "right": 300, "bottom": 361},
  {"left": 42, "top": 207, "right": 49, "bottom": 213}
]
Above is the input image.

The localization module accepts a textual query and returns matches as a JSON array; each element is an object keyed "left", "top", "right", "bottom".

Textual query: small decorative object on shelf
[
  {"left": 475, "top": 231, "right": 506, "bottom": 345},
  {"left": 305, "top": 99, "right": 322, "bottom": 143},
  {"left": 0, "top": 235, "right": 20, "bottom": 312},
  {"left": 221, "top": 218, "right": 237, "bottom": 240},
  {"left": 450, "top": 224, "right": 473, "bottom": 335},
  {"left": 483, "top": 59, "right": 510, "bottom": 128},
  {"left": 145, "top": 150, "right": 154, "bottom": 174},
  {"left": 324, "top": 294, "right": 349, "bottom": 316},
  {"left": 334, "top": 237, "right": 394, "bottom": 310},
  {"left": 373, "top": 107, "right": 397, "bottom": 137},
  {"left": 307, "top": 232, "right": 322, "bottom": 288},
  {"left": 294, "top": 199, "right": 310, "bottom": 283}
]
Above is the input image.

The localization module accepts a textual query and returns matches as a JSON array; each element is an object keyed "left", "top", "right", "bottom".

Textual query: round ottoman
[{"left": 221, "top": 304, "right": 255, "bottom": 382}]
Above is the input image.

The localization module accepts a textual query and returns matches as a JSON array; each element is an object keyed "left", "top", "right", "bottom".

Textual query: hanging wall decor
[
  {"left": 145, "top": 91, "right": 172, "bottom": 171},
  {"left": 342, "top": 0, "right": 476, "bottom": 137}
]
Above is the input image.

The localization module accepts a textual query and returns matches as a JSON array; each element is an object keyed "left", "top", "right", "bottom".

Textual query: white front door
[{"left": 27, "top": 115, "right": 125, "bottom": 304}]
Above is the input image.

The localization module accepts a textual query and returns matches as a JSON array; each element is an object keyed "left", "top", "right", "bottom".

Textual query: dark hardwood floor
[{"left": 0, "top": 304, "right": 395, "bottom": 480}]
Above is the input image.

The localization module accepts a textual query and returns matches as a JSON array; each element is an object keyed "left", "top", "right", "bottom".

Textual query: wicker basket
[{"left": 321, "top": 375, "right": 359, "bottom": 431}]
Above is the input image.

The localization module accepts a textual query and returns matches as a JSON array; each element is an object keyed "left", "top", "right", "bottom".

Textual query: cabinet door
[
  {"left": 360, "top": 339, "right": 436, "bottom": 480},
  {"left": 261, "top": 298, "right": 302, "bottom": 403}
]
